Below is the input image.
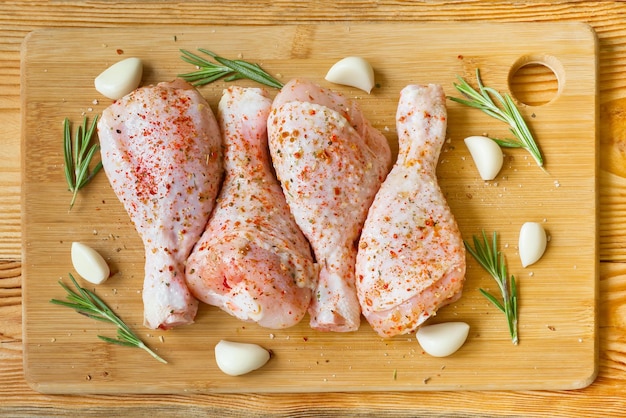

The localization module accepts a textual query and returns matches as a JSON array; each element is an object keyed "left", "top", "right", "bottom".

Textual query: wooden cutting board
[{"left": 21, "top": 23, "right": 598, "bottom": 394}]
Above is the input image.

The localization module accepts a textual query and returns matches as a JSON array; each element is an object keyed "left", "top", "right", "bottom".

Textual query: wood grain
[
  {"left": 21, "top": 23, "right": 597, "bottom": 394},
  {"left": 2, "top": 0, "right": 626, "bottom": 416}
]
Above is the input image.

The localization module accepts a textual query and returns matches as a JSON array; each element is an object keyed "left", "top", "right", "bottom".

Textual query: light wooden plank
[{"left": 21, "top": 23, "right": 597, "bottom": 394}]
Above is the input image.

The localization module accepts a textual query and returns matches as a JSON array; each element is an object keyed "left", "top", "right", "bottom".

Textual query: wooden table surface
[{"left": 3, "top": 1, "right": 626, "bottom": 416}]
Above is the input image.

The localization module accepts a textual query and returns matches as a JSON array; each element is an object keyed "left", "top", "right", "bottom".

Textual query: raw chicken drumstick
[
  {"left": 356, "top": 84, "right": 466, "bottom": 338},
  {"left": 98, "top": 79, "right": 223, "bottom": 330},
  {"left": 268, "top": 79, "right": 392, "bottom": 332},
  {"left": 186, "top": 87, "right": 317, "bottom": 329}
]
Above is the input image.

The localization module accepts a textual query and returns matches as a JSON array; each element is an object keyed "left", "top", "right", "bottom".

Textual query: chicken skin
[
  {"left": 356, "top": 84, "right": 466, "bottom": 338},
  {"left": 98, "top": 79, "right": 223, "bottom": 330},
  {"left": 267, "top": 79, "right": 392, "bottom": 332},
  {"left": 185, "top": 87, "right": 317, "bottom": 329}
]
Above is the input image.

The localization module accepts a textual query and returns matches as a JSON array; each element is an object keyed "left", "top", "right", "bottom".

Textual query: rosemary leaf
[
  {"left": 98, "top": 335, "right": 138, "bottom": 348},
  {"left": 50, "top": 274, "right": 168, "bottom": 363},
  {"left": 449, "top": 69, "right": 544, "bottom": 169},
  {"left": 179, "top": 49, "right": 283, "bottom": 89},
  {"left": 479, "top": 288, "right": 505, "bottom": 313},
  {"left": 465, "top": 230, "right": 519, "bottom": 345},
  {"left": 179, "top": 48, "right": 233, "bottom": 86},
  {"left": 63, "top": 116, "right": 102, "bottom": 210}
]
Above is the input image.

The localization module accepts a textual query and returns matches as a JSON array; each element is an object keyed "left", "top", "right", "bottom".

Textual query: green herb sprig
[
  {"left": 449, "top": 69, "right": 544, "bottom": 169},
  {"left": 465, "top": 230, "right": 519, "bottom": 345},
  {"left": 50, "top": 274, "right": 167, "bottom": 363},
  {"left": 179, "top": 49, "right": 284, "bottom": 89},
  {"left": 63, "top": 116, "right": 103, "bottom": 210}
]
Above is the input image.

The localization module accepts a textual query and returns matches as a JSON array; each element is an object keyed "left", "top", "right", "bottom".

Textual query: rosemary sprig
[
  {"left": 179, "top": 49, "right": 284, "bottom": 89},
  {"left": 449, "top": 69, "right": 544, "bottom": 168},
  {"left": 50, "top": 274, "right": 167, "bottom": 364},
  {"left": 63, "top": 116, "right": 103, "bottom": 210},
  {"left": 464, "top": 230, "right": 519, "bottom": 345}
]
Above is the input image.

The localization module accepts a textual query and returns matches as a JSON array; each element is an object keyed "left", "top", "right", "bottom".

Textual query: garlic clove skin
[
  {"left": 214, "top": 340, "right": 271, "bottom": 376},
  {"left": 71, "top": 242, "right": 111, "bottom": 285},
  {"left": 325, "top": 57, "right": 375, "bottom": 94},
  {"left": 464, "top": 135, "right": 503, "bottom": 180},
  {"left": 94, "top": 57, "right": 143, "bottom": 100},
  {"left": 519, "top": 222, "right": 547, "bottom": 267},
  {"left": 416, "top": 322, "right": 470, "bottom": 357}
]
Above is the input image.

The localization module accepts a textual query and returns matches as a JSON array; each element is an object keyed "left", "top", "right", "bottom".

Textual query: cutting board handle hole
[{"left": 508, "top": 55, "right": 564, "bottom": 107}]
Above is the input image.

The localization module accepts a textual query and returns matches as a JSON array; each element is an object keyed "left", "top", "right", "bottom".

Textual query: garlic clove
[
  {"left": 325, "top": 57, "right": 375, "bottom": 93},
  {"left": 94, "top": 57, "right": 143, "bottom": 100},
  {"left": 519, "top": 222, "right": 547, "bottom": 267},
  {"left": 214, "top": 340, "right": 271, "bottom": 376},
  {"left": 71, "top": 242, "right": 111, "bottom": 285},
  {"left": 464, "top": 135, "right": 503, "bottom": 180},
  {"left": 416, "top": 321, "right": 470, "bottom": 357}
]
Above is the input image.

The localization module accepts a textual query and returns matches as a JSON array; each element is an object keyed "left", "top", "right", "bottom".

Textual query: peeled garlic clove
[
  {"left": 519, "top": 222, "right": 547, "bottom": 267},
  {"left": 71, "top": 242, "right": 110, "bottom": 285},
  {"left": 464, "top": 135, "right": 503, "bottom": 180},
  {"left": 94, "top": 57, "right": 143, "bottom": 100},
  {"left": 325, "top": 56, "right": 375, "bottom": 93},
  {"left": 215, "top": 340, "right": 271, "bottom": 376},
  {"left": 416, "top": 322, "right": 470, "bottom": 357}
]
